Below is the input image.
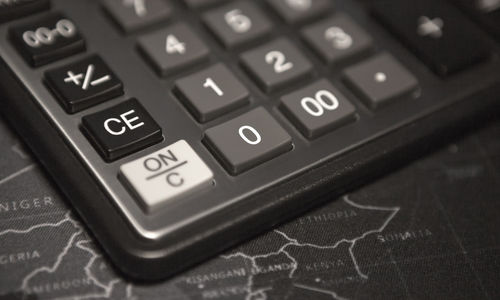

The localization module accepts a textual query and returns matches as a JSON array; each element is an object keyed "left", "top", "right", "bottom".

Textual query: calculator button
[
  {"left": 240, "top": 38, "right": 313, "bottom": 92},
  {"left": 103, "top": 0, "right": 172, "bottom": 33},
  {"left": 183, "top": 0, "right": 226, "bottom": 9},
  {"left": 203, "top": 1, "right": 272, "bottom": 49},
  {"left": 0, "top": 0, "right": 50, "bottom": 23},
  {"left": 82, "top": 99, "right": 162, "bottom": 161},
  {"left": 138, "top": 23, "right": 209, "bottom": 76},
  {"left": 45, "top": 55, "right": 123, "bottom": 113},
  {"left": 266, "top": 0, "right": 331, "bottom": 25},
  {"left": 175, "top": 63, "right": 249, "bottom": 122},
  {"left": 120, "top": 140, "right": 213, "bottom": 213},
  {"left": 204, "top": 107, "right": 292, "bottom": 175},
  {"left": 372, "top": 0, "right": 490, "bottom": 76},
  {"left": 343, "top": 53, "right": 418, "bottom": 110},
  {"left": 281, "top": 79, "right": 356, "bottom": 139},
  {"left": 454, "top": 1, "right": 500, "bottom": 42},
  {"left": 9, "top": 13, "right": 85, "bottom": 67},
  {"left": 301, "top": 14, "right": 372, "bottom": 65}
]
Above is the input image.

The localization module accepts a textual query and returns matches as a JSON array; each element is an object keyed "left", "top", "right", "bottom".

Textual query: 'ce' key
[{"left": 81, "top": 99, "right": 163, "bottom": 161}]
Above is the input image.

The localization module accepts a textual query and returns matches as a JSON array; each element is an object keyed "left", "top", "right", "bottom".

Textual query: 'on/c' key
[{"left": 119, "top": 140, "right": 214, "bottom": 213}]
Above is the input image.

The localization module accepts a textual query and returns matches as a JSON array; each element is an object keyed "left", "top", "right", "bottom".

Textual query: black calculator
[{"left": 1, "top": 0, "right": 499, "bottom": 280}]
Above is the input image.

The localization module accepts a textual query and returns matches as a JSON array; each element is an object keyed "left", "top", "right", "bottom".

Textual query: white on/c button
[{"left": 119, "top": 140, "right": 214, "bottom": 213}]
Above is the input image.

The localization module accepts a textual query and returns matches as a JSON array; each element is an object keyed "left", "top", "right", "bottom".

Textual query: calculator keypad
[
  {"left": 81, "top": 99, "right": 163, "bottom": 161},
  {"left": 12, "top": 1, "right": 421, "bottom": 194},
  {"left": 103, "top": 0, "right": 172, "bottom": 33},
  {"left": 301, "top": 14, "right": 372, "bottom": 65},
  {"left": 204, "top": 107, "right": 292, "bottom": 175},
  {"left": 175, "top": 63, "right": 249, "bottom": 122},
  {"left": 9, "top": 12, "right": 85, "bottom": 66},
  {"left": 240, "top": 38, "right": 313, "bottom": 92},
  {"left": 45, "top": 55, "right": 123, "bottom": 113},
  {"left": 203, "top": 1, "right": 272, "bottom": 49},
  {"left": 138, "top": 23, "right": 210, "bottom": 76},
  {"left": 1, "top": 0, "right": 432, "bottom": 233}
]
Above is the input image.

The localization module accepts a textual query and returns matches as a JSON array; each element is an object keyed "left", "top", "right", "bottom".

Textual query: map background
[{"left": 0, "top": 115, "right": 499, "bottom": 300}]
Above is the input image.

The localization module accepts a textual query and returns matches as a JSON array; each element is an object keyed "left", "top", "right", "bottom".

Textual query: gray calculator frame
[{"left": 1, "top": 0, "right": 500, "bottom": 279}]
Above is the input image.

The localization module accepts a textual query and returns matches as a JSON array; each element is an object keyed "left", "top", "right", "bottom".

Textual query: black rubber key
[
  {"left": 9, "top": 12, "right": 85, "bottom": 67},
  {"left": 301, "top": 13, "right": 373, "bottom": 66},
  {"left": 45, "top": 55, "right": 123, "bottom": 113},
  {"left": 175, "top": 63, "right": 249, "bottom": 122},
  {"left": 281, "top": 79, "right": 356, "bottom": 139},
  {"left": 103, "top": 0, "right": 172, "bottom": 33},
  {"left": 203, "top": 1, "right": 272, "bottom": 49},
  {"left": 138, "top": 23, "right": 209, "bottom": 76},
  {"left": 343, "top": 53, "right": 418, "bottom": 110},
  {"left": 240, "top": 38, "right": 313, "bottom": 92},
  {"left": 82, "top": 99, "right": 163, "bottom": 161},
  {"left": 0, "top": 0, "right": 50, "bottom": 23},
  {"left": 372, "top": 0, "right": 490, "bottom": 76},
  {"left": 204, "top": 107, "right": 292, "bottom": 175}
]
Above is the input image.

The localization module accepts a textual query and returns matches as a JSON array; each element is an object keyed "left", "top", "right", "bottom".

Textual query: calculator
[{"left": 1, "top": 0, "right": 499, "bottom": 280}]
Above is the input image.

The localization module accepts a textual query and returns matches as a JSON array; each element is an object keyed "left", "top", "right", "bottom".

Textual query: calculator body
[{"left": 1, "top": 0, "right": 500, "bottom": 280}]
